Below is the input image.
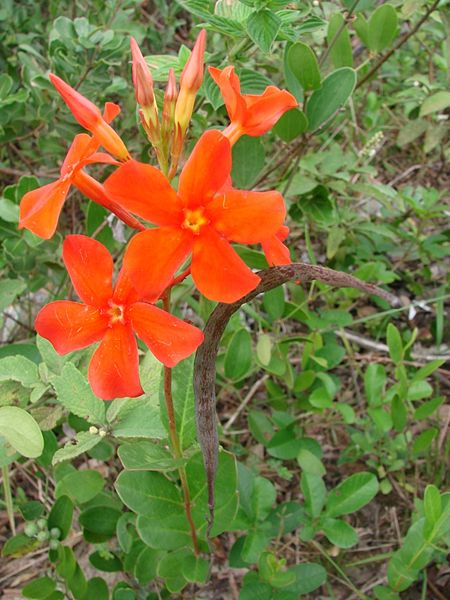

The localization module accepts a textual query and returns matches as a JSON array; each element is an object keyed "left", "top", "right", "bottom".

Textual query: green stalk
[{"left": 2, "top": 465, "right": 16, "bottom": 535}]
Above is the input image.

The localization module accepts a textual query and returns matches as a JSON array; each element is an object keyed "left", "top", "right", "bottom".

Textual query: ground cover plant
[{"left": 0, "top": 0, "right": 449, "bottom": 598}]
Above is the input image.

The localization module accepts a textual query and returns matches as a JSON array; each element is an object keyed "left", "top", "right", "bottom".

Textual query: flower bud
[
  {"left": 130, "top": 37, "right": 156, "bottom": 109},
  {"left": 174, "top": 30, "right": 207, "bottom": 136},
  {"left": 179, "top": 29, "right": 206, "bottom": 93}
]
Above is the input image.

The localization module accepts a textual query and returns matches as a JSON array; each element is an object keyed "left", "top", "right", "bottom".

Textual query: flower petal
[
  {"left": 191, "top": 227, "right": 260, "bottom": 302},
  {"left": 129, "top": 302, "right": 204, "bottom": 367},
  {"left": 35, "top": 301, "right": 108, "bottom": 354},
  {"left": 104, "top": 160, "right": 182, "bottom": 226},
  {"left": 63, "top": 235, "right": 113, "bottom": 307},
  {"left": 207, "top": 189, "right": 286, "bottom": 244},
  {"left": 19, "top": 180, "right": 71, "bottom": 239},
  {"left": 208, "top": 66, "right": 245, "bottom": 122},
  {"left": 261, "top": 230, "right": 291, "bottom": 266},
  {"left": 242, "top": 86, "right": 298, "bottom": 136},
  {"left": 121, "top": 227, "right": 193, "bottom": 302},
  {"left": 178, "top": 130, "right": 231, "bottom": 208},
  {"left": 60, "top": 134, "right": 93, "bottom": 175},
  {"left": 88, "top": 324, "right": 143, "bottom": 400}
]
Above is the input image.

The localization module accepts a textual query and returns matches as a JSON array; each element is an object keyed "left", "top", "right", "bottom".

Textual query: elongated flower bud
[
  {"left": 130, "top": 38, "right": 158, "bottom": 125},
  {"left": 162, "top": 68, "right": 178, "bottom": 130},
  {"left": 179, "top": 29, "right": 206, "bottom": 93},
  {"left": 174, "top": 29, "right": 206, "bottom": 135},
  {"left": 50, "top": 74, "right": 130, "bottom": 161}
]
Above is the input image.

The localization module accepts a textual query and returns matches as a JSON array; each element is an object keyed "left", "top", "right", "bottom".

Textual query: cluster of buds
[
  {"left": 359, "top": 131, "right": 385, "bottom": 159},
  {"left": 130, "top": 30, "right": 206, "bottom": 177}
]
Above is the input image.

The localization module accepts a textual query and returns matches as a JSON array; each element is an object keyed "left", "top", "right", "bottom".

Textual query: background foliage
[{"left": 0, "top": 0, "right": 449, "bottom": 598}]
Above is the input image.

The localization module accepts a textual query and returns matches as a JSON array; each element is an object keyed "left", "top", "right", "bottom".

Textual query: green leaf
[
  {"left": 246, "top": 9, "right": 280, "bottom": 53},
  {"left": 297, "top": 449, "right": 325, "bottom": 476},
  {"left": 301, "top": 472, "right": 326, "bottom": 518},
  {"left": 354, "top": 13, "right": 369, "bottom": 46},
  {"left": 231, "top": 136, "right": 265, "bottom": 188},
  {"left": 386, "top": 323, "right": 403, "bottom": 364},
  {"left": 224, "top": 328, "right": 253, "bottom": 380},
  {"left": 322, "top": 518, "right": 358, "bottom": 548},
  {"left": 391, "top": 396, "right": 407, "bottom": 432},
  {"left": 414, "top": 396, "right": 444, "bottom": 420},
  {"left": 0, "top": 73, "right": 13, "bottom": 99},
  {"left": 326, "top": 472, "right": 379, "bottom": 517},
  {"left": 287, "top": 42, "right": 321, "bottom": 91},
  {"left": 182, "top": 555, "right": 209, "bottom": 583},
  {"left": 134, "top": 546, "right": 162, "bottom": 584},
  {"left": 51, "top": 363, "right": 106, "bottom": 426},
  {"left": 420, "top": 91, "right": 450, "bottom": 116},
  {"left": 0, "top": 406, "right": 44, "bottom": 458},
  {"left": 82, "top": 578, "right": 109, "bottom": 600},
  {"left": 423, "top": 485, "right": 441, "bottom": 527},
  {"left": 327, "top": 13, "right": 353, "bottom": 68},
  {"left": 137, "top": 513, "right": 191, "bottom": 550},
  {"left": 256, "top": 334, "right": 272, "bottom": 367},
  {"left": 110, "top": 397, "right": 165, "bottom": 440},
  {"left": 367, "top": 4, "right": 398, "bottom": 52},
  {"left": 22, "top": 576, "right": 56, "bottom": 599},
  {"left": 48, "top": 495, "right": 73, "bottom": 541},
  {"left": 284, "top": 563, "right": 327, "bottom": 594},
  {"left": 79, "top": 506, "right": 122, "bottom": 537},
  {"left": 115, "top": 470, "right": 183, "bottom": 516},
  {"left": 0, "top": 278, "right": 25, "bottom": 311},
  {"left": 118, "top": 440, "right": 182, "bottom": 471},
  {"left": 0, "top": 355, "right": 39, "bottom": 387},
  {"left": 412, "top": 428, "right": 438, "bottom": 457},
  {"left": 52, "top": 431, "right": 102, "bottom": 465},
  {"left": 273, "top": 109, "right": 308, "bottom": 142},
  {"left": 306, "top": 68, "right": 356, "bottom": 132},
  {"left": 397, "top": 119, "right": 427, "bottom": 147},
  {"left": 56, "top": 470, "right": 104, "bottom": 504}
]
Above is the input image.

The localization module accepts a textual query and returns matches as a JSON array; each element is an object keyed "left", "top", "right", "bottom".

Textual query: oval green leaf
[
  {"left": 306, "top": 67, "right": 356, "bottom": 132},
  {"left": 367, "top": 4, "right": 398, "bottom": 52},
  {"left": 287, "top": 42, "right": 321, "bottom": 91},
  {"left": 326, "top": 472, "right": 379, "bottom": 517},
  {"left": 0, "top": 406, "right": 44, "bottom": 458}
]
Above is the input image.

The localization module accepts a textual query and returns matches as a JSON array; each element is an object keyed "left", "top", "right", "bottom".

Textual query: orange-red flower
[
  {"left": 208, "top": 66, "right": 298, "bottom": 145},
  {"left": 49, "top": 74, "right": 130, "bottom": 161},
  {"left": 19, "top": 104, "right": 142, "bottom": 239},
  {"left": 35, "top": 235, "right": 203, "bottom": 399},
  {"left": 104, "top": 130, "right": 287, "bottom": 303}
]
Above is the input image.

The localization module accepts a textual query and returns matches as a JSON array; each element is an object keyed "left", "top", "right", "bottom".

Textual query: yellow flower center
[
  {"left": 108, "top": 303, "right": 125, "bottom": 325},
  {"left": 182, "top": 208, "right": 208, "bottom": 235}
]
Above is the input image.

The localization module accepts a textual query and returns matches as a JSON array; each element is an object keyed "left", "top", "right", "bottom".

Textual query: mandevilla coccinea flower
[
  {"left": 19, "top": 104, "right": 142, "bottom": 239},
  {"left": 208, "top": 65, "right": 298, "bottom": 145},
  {"left": 49, "top": 74, "right": 130, "bottom": 161},
  {"left": 104, "top": 129, "right": 287, "bottom": 303},
  {"left": 35, "top": 235, "right": 204, "bottom": 399}
]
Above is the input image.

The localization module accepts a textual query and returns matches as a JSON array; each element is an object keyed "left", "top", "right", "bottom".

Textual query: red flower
[
  {"left": 208, "top": 66, "right": 297, "bottom": 144},
  {"left": 35, "top": 235, "right": 204, "bottom": 399},
  {"left": 19, "top": 105, "right": 141, "bottom": 239},
  {"left": 49, "top": 74, "right": 130, "bottom": 161},
  {"left": 104, "top": 130, "right": 286, "bottom": 303}
]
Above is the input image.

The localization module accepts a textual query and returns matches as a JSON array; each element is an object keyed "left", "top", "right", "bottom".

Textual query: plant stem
[
  {"left": 162, "top": 290, "right": 200, "bottom": 556},
  {"left": 2, "top": 465, "right": 16, "bottom": 535}
]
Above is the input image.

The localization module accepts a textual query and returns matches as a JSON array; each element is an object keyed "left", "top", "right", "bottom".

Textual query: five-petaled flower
[
  {"left": 104, "top": 129, "right": 287, "bottom": 303},
  {"left": 35, "top": 235, "right": 204, "bottom": 399},
  {"left": 208, "top": 66, "right": 298, "bottom": 145},
  {"left": 19, "top": 103, "right": 141, "bottom": 239}
]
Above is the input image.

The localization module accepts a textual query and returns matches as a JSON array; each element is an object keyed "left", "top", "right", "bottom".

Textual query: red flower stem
[
  {"left": 165, "top": 265, "right": 192, "bottom": 291},
  {"left": 162, "top": 289, "right": 199, "bottom": 556}
]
